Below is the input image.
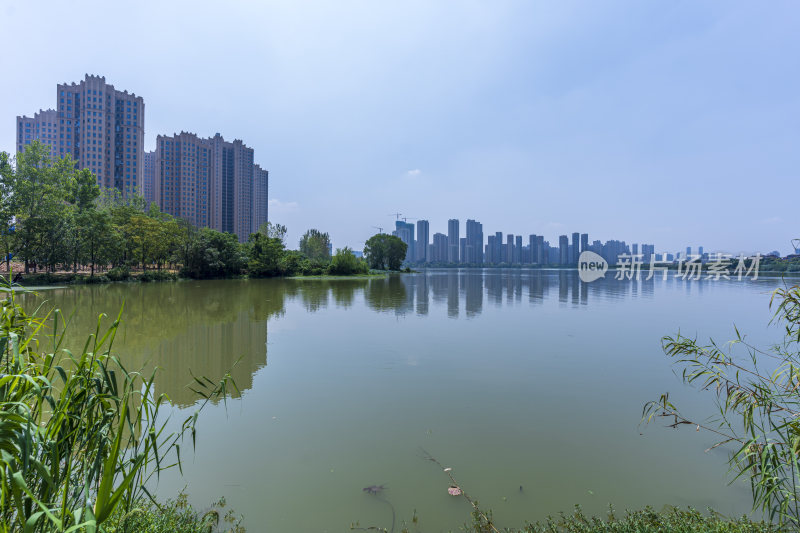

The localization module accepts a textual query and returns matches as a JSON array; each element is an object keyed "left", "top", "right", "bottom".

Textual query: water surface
[{"left": 19, "top": 270, "right": 795, "bottom": 531}]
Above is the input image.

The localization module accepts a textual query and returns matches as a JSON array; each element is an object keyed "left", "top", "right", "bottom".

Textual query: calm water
[{"left": 18, "top": 270, "right": 796, "bottom": 531}]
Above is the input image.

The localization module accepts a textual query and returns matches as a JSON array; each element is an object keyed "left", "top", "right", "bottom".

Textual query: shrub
[
  {"left": 327, "top": 247, "right": 368, "bottom": 276},
  {"left": 106, "top": 492, "right": 244, "bottom": 533},
  {"left": 83, "top": 274, "right": 110, "bottom": 284},
  {"left": 138, "top": 270, "right": 178, "bottom": 282},
  {"left": 276, "top": 250, "right": 306, "bottom": 277},
  {"left": 183, "top": 228, "right": 246, "bottom": 279},
  {"left": 107, "top": 265, "right": 131, "bottom": 281}
]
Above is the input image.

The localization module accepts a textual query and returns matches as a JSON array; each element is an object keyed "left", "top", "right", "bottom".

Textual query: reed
[{"left": 0, "top": 274, "right": 236, "bottom": 532}]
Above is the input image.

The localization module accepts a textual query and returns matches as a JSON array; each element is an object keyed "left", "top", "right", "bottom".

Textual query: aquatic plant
[
  {"left": 0, "top": 276, "right": 236, "bottom": 531},
  {"left": 645, "top": 281, "right": 800, "bottom": 527}
]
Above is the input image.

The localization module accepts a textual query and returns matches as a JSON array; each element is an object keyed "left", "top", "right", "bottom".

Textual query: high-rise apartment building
[
  {"left": 515, "top": 235, "right": 522, "bottom": 264},
  {"left": 252, "top": 164, "right": 269, "bottom": 235},
  {"left": 529, "top": 235, "right": 538, "bottom": 264},
  {"left": 433, "top": 233, "right": 448, "bottom": 262},
  {"left": 580, "top": 233, "right": 588, "bottom": 255},
  {"left": 571, "top": 232, "right": 580, "bottom": 264},
  {"left": 559, "top": 235, "right": 569, "bottom": 265},
  {"left": 17, "top": 74, "right": 145, "bottom": 196},
  {"left": 486, "top": 235, "right": 496, "bottom": 263},
  {"left": 156, "top": 132, "right": 213, "bottom": 229},
  {"left": 537, "top": 235, "right": 545, "bottom": 265},
  {"left": 506, "top": 234, "right": 514, "bottom": 263},
  {"left": 143, "top": 151, "right": 156, "bottom": 204},
  {"left": 465, "top": 219, "right": 483, "bottom": 264},
  {"left": 642, "top": 244, "right": 655, "bottom": 264},
  {"left": 155, "top": 132, "right": 267, "bottom": 242},
  {"left": 393, "top": 220, "right": 415, "bottom": 262},
  {"left": 416, "top": 220, "right": 430, "bottom": 263},
  {"left": 15, "top": 109, "right": 59, "bottom": 160},
  {"left": 447, "top": 219, "right": 460, "bottom": 263}
]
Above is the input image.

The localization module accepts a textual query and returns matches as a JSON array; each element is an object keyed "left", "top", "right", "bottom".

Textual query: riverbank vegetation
[
  {"left": 645, "top": 278, "right": 800, "bottom": 528},
  {"left": 364, "top": 233, "right": 408, "bottom": 270},
  {"left": 0, "top": 142, "right": 374, "bottom": 283},
  {"left": 0, "top": 278, "right": 241, "bottom": 531}
]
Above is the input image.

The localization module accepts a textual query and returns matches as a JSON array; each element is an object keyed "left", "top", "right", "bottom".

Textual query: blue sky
[{"left": 1, "top": 1, "right": 798, "bottom": 254}]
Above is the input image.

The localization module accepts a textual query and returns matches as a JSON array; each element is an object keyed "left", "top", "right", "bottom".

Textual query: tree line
[{"left": 0, "top": 141, "right": 388, "bottom": 280}]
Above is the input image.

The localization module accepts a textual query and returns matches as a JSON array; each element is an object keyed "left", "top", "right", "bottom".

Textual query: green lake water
[{"left": 18, "top": 269, "right": 795, "bottom": 531}]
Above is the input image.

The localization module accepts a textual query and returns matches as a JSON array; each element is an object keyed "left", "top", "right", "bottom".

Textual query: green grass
[
  {"left": 458, "top": 505, "right": 782, "bottom": 533},
  {"left": 105, "top": 493, "right": 244, "bottom": 533}
]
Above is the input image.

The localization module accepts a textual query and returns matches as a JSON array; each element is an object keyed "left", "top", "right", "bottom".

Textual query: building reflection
[
  {"left": 17, "top": 269, "right": 667, "bottom": 407},
  {"left": 18, "top": 280, "right": 287, "bottom": 407}
]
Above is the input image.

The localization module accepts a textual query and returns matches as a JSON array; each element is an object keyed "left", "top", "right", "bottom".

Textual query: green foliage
[
  {"left": 0, "top": 277, "right": 235, "bottom": 532},
  {"left": 138, "top": 270, "right": 178, "bottom": 283},
  {"left": 363, "top": 234, "right": 408, "bottom": 271},
  {"left": 106, "top": 492, "right": 244, "bottom": 533},
  {"left": 247, "top": 232, "right": 286, "bottom": 277},
  {"left": 758, "top": 256, "right": 800, "bottom": 273},
  {"left": 514, "top": 506, "right": 778, "bottom": 533},
  {"left": 181, "top": 228, "right": 246, "bottom": 279},
  {"left": 299, "top": 229, "right": 331, "bottom": 262},
  {"left": 0, "top": 147, "right": 368, "bottom": 281},
  {"left": 327, "top": 247, "right": 369, "bottom": 276},
  {"left": 107, "top": 266, "right": 131, "bottom": 282},
  {"left": 256, "top": 222, "right": 287, "bottom": 244},
  {"left": 1, "top": 142, "right": 74, "bottom": 272},
  {"left": 644, "top": 282, "right": 800, "bottom": 527},
  {"left": 278, "top": 250, "right": 307, "bottom": 276}
]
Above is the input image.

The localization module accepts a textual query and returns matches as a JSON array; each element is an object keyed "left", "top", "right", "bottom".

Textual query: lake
[{"left": 18, "top": 269, "right": 794, "bottom": 531}]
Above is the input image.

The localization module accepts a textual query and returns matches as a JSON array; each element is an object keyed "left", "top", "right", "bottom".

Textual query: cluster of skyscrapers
[
  {"left": 392, "top": 219, "right": 655, "bottom": 266},
  {"left": 15, "top": 74, "right": 268, "bottom": 242}
]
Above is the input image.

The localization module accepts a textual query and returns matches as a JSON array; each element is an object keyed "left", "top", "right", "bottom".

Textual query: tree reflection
[{"left": 18, "top": 270, "right": 663, "bottom": 406}]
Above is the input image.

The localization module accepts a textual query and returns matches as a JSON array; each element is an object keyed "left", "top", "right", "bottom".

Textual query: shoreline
[{"left": 4, "top": 267, "right": 798, "bottom": 288}]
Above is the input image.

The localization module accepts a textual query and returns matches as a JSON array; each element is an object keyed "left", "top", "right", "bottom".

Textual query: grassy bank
[
  {"left": 5, "top": 268, "right": 401, "bottom": 286},
  {"left": 466, "top": 506, "right": 779, "bottom": 533},
  {"left": 106, "top": 493, "right": 244, "bottom": 533}
]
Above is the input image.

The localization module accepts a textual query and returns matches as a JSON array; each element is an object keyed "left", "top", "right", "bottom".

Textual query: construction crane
[
  {"left": 372, "top": 226, "right": 384, "bottom": 234},
  {"left": 401, "top": 217, "right": 416, "bottom": 223},
  {"left": 388, "top": 212, "right": 402, "bottom": 221}
]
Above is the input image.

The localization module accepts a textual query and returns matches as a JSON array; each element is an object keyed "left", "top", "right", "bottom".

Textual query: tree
[
  {"left": 327, "top": 247, "right": 368, "bottom": 275},
  {"left": 257, "top": 221, "right": 287, "bottom": 244},
  {"left": 182, "top": 228, "right": 245, "bottom": 279},
  {"left": 299, "top": 229, "right": 331, "bottom": 262},
  {"left": 364, "top": 233, "right": 407, "bottom": 270},
  {"left": 247, "top": 232, "right": 287, "bottom": 277},
  {"left": 65, "top": 168, "right": 101, "bottom": 272},
  {"left": 644, "top": 281, "right": 800, "bottom": 527},
  {"left": 0, "top": 153, "right": 15, "bottom": 272},
  {"left": 80, "top": 208, "right": 113, "bottom": 276},
  {"left": 126, "top": 215, "right": 163, "bottom": 271},
  {"left": 5, "top": 143, "right": 73, "bottom": 273}
]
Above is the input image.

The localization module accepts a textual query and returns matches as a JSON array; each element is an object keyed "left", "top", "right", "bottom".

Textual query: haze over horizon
[{"left": 2, "top": 1, "right": 797, "bottom": 255}]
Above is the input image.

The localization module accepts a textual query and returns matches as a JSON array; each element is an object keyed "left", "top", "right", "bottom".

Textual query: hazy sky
[{"left": 2, "top": 1, "right": 798, "bottom": 254}]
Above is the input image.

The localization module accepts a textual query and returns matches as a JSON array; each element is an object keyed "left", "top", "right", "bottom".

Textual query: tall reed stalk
[
  {"left": 0, "top": 275, "right": 235, "bottom": 532},
  {"left": 645, "top": 282, "right": 800, "bottom": 527}
]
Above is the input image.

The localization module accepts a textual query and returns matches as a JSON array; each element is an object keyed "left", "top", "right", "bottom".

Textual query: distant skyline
[{"left": 2, "top": 1, "right": 798, "bottom": 254}]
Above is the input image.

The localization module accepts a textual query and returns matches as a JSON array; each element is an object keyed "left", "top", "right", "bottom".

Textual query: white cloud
[
  {"left": 405, "top": 169, "right": 422, "bottom": 178},
  {"left": 268, "top": 199, "right": 299, "bottom": 213}
]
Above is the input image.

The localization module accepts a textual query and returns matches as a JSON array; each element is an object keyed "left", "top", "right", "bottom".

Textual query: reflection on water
[
  {"left": 18, "top": 269, "right": 784, "bottom": 406},
  {"left": 16, "top": 269, "right": 796, "bottom": 531}
]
